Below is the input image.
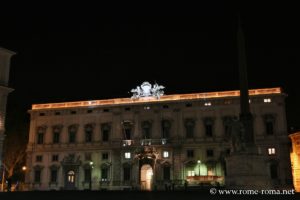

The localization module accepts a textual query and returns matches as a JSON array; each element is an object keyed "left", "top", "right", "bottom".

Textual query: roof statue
[{"left": 131, "top": 81, "right": 165, "bottom": 99}]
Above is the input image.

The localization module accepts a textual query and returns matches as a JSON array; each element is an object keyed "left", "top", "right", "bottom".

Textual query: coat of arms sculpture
[{"left": 131, "top": 81, "right": 165, "bottom": 99}]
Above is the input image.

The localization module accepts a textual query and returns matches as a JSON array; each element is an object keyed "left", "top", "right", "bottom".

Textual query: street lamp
[
  {"left": 22, "top": 166, "right": 27, "bottom": 171},
  {"left": 89, "top": 161, "right": 94, "bottom": 190},
  {"left": 197, "top": 160, "right": 201, "bottom": 176},
  {"left": 21, "top": 166, "right": 27, "bottom": 191}
]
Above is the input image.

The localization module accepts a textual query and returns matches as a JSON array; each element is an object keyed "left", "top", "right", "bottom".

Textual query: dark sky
[{"left": 1, "top": 2, "right": 299, "bottom": 130}]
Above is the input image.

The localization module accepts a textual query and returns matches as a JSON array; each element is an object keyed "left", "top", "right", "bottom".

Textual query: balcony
[
  {"left": 122, "top": 140, "right": 134, "bottom": 147},
  {"left": 122, "top": 138, "right": 168, "bottom": 147},
  {"left": 140, "top": 138, "right": 168, "bottom": 146}
]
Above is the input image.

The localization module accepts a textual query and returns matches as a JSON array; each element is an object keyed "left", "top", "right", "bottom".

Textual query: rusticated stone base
[{"left": 225, "top": 153, "right": 273, "bottom": 190}]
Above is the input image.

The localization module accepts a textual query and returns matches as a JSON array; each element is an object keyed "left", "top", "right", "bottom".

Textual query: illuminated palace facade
[
  {"left": 289, "top": 132, "right": 300, "bottom": 192},
  {"left": 25, "top": 87, "right": 292, "bottom": 190}
]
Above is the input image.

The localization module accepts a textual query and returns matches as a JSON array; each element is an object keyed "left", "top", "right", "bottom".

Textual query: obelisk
[{"left": 225, "top": 15, "right": 272, "bottom": 189}]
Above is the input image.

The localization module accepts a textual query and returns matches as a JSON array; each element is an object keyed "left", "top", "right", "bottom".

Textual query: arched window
[{"left": 67, "top": 170, "right": 75, "bottom": 183}]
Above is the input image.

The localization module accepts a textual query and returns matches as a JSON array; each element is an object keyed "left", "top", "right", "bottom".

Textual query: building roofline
[{"left": 30, "top": 87, "right": 283, "bottom": 111}]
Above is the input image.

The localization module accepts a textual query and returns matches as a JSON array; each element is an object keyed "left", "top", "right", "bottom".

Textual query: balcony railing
[
  {"left": 140, "top": 138, "right": 167, "bottom": 146},
  {"left": 122, "top": 140, "right": 134, "bottom": 147}
]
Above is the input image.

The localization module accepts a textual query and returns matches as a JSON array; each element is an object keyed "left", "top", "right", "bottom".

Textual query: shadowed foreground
[{"left": 0, "top": 190, "right": 299, "bottom": 200}]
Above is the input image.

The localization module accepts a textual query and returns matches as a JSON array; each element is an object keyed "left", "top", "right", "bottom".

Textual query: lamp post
[
  {"left": 89, "top": 161, "right": 93, "bottom": 190},
  {"left": 21, "top": 166, "right": 27, "bottom": 191},
  {"left": 197, "top": 160, "right": 201, "bottom": 176}
]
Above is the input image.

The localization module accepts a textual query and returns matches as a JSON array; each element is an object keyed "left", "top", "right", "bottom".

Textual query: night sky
[{"left": 0, "top": 2, "right": 299, "bottom": 130}]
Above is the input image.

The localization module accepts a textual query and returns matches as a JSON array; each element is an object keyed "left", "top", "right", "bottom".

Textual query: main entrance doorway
[
  {"left": 140, "top": 164, "right": 153, "bottom": 191},
  {"left": 65, "top": 170, "right": 76, "bottom": 190}
]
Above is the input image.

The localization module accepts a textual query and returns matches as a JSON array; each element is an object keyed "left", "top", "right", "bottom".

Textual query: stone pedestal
[{"left": 225, "top": 152, "right": 272, "bottom": 189}]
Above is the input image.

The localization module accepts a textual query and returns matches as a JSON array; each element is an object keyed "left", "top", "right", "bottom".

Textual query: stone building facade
[
  {"left": 289, "top": 132, "right": 300, "bottom": 192},
  {"left": 25, "top": 87, "right": 292, "bottom": 190},
  {"left": 0, "top": 47, "right": 15, "bottom": 169}
]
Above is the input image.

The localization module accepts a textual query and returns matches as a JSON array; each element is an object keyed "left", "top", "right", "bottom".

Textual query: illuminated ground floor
[{"left": 25, "top": 145, "right": 225, "bottom": 191}]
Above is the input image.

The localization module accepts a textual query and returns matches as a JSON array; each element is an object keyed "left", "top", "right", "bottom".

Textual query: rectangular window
[
  {"left": 205, "top": 124, "right": 213, "bottom": 137},
  {"left": 52, "top": 155, "right": 59, "bottom": 162},
  {"left": 187, "top": 150, "right": 194, "bottom": 158},
  {"left": 34, "top": 170, "right": 41, "bottom": 182},
  {"left": 187, "top": 171, "right": 195, "bottom": 176},
  {"left": 224, "top": 124, "right": 230, "bottom": 137},
  {"left": 102, "top": 129, "right": 109, "bottom": 141},
  {"left": 186, "top": 103, "right": 192, "bottom": 107},
  {"left": 124, "top": 128, "right": 131, "bottom": 140},
  {"left": 206, "top": 149, "right": 214, "bottom": 157},
  {"left": 266, "top": 121, "right": 274, "bottom": 135},
  {"left": 125, "top": 152, "right": 131, "bottom": 159},
  {"left": 123, "top": 167, "right": 130, "bottom": 181},
  {"left": 163, "top": 166, "right": 170, "bottom": 180},
  {"left": 268, "top": 148, "right": 276, "bottom": 155},
  {"left": 36, "top": 155, "right": 43, "bottom": 162},
  {"left": 101, "top": 168, "right": 108, "bottom": 181},
  {"left": 53, "top": 132, "right": 60, "bottom": 144},
  {"left": 84, "top": 169, "right": 91, "bottom": 182},
  {"left": 186, "top": 126, "right": 194, "bottom": 138},
  {"left": 163, "top": 151, "right": 169, "bottom": 158},
  {"left": 87, "top": 109, "right": 93, "bottom": 113},
  {"left": 37, "top": 133, "right": 44, "bottom": 144},
  {"left": 142, "top": 127, "right": 151, "bottom": 139},
  {"left": 50, "top": 169, "right": 58, "bottom": 183},
  {"left": 69, "top": 132, "right": 76, "bottom": 143},
  {"left": 102, "top": 153, "right": 109, "bottom": 160},
  {"left": 161, "top": 120, "right": 171, "bottom": 139},
  {"left": 85, "top": 131, "right": 92, "bottom": 142}
]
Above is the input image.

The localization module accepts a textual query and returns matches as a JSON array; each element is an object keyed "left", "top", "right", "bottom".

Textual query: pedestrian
[
  {"left": 184, "top": 180, "right": 188, "bottom": 191},
  {"left": 7, "top": 177, "right": 12, "bottom": 192}
]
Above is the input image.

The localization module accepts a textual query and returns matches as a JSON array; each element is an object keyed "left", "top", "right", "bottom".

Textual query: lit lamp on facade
[
  {"left": 89, "top": 161, "right": 94, "bottom": 190},
  {"left": 197, "top": 160, "right": 201, "bottom": 176}
]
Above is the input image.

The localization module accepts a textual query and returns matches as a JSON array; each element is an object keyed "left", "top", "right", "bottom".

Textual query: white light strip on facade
[{"left": 31, "top": 87, "right": 282, "bottom": 110}]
